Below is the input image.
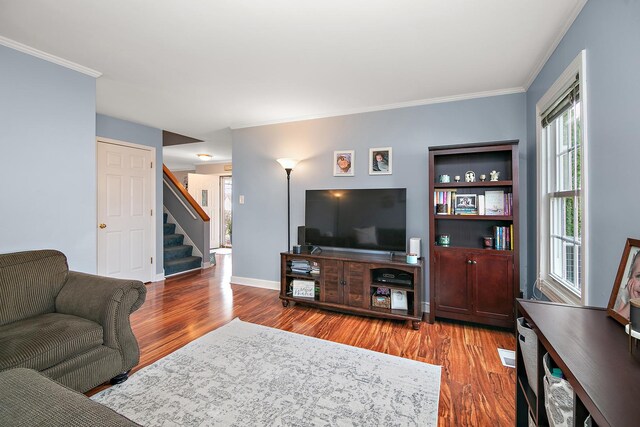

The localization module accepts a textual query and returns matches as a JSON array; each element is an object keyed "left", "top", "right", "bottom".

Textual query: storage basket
[
  {"left": 543, "top": 352, "right": 574, "bottom": 427},
  {"left": 517, "top": 317, "right": 538, "bottom": 396},
  {"left": 371, "top": 295, "right": 391, "bottom": 308}
]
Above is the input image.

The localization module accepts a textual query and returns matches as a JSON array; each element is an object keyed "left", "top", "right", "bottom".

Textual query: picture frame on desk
[
  {"left": 607, "top": 237, "right": 640, "bottom": 326},
  {"left": 391, "top": 290, "right": 408, "bottom": 310}
]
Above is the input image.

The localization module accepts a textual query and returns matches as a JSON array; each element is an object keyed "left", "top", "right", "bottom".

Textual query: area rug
[{"left": 92, "top": 318, "right": 441, "bottom": 426}]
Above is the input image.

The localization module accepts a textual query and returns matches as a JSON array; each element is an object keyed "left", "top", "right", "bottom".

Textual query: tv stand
[{"left": 280, "top": 251, "right": 424, "bottom": 329}]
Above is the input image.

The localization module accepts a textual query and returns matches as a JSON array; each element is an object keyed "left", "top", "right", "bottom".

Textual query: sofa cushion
[
  {"left": 0, "top": 313, "right": 103, "bottom": 371},
  {"left": 0, "top": 250, "right": 69, "bottom": 326},
  {"left": 0, "top": 368, "right": 141, "bottom": 426}
]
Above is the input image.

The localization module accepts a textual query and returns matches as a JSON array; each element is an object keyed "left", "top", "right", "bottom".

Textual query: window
[{"left": 536, "top": 51, "right": 588, "bottom": 305}]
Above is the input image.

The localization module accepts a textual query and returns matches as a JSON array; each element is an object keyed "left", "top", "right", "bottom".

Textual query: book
[
  {"left": 478, "top": 195, "right": 485, "bottom": 215},
  {"left": 485, "top": 190, "right": 505, "bottom": 215}
]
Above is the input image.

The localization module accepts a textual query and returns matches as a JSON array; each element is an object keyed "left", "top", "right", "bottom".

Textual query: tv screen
[{"left": 304, "top": 188, "right": 407, "bottom": 252}]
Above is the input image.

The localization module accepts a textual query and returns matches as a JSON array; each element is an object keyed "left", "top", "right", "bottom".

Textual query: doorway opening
[{"left": 220, "top": 175, "right": 232, "bottom": 248}]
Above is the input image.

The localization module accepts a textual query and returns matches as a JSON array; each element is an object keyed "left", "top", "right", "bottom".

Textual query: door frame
[
  {"left": 96, "top": 137, "right": 157, "bottom": 283},
  {"left": 219, "top": 174, "right": 232, "bottom": 248}
]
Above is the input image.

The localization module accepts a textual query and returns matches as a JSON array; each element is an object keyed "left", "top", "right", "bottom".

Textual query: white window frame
[{"left": 536, "top": 50, "right": 589, "bottom": 305}]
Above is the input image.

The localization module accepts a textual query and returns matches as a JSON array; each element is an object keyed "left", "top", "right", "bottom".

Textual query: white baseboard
[
  {"left": 231, "top": 276, "right": 280, "bottom": 291},
  {"left": 152, "top": 272, "right": 165, "bottom": 282},
  {"left": 422, "top": 301, "right": 430, "bottom": 314}
]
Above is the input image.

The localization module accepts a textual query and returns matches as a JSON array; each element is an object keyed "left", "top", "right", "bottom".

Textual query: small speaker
[
  {"left": 409, "top": 237, "right": 421, "bottom": 258},
  {"left": 297, "top": 226, "right": 306, "bottom": 245}
]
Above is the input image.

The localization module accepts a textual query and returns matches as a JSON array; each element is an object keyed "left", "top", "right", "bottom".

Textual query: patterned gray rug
[{"left": 92, "top": 318, "right": 441, "bottom": 426}]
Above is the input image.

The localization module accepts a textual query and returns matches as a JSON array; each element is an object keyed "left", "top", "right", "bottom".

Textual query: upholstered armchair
[{"left": 0, "top": 250, "right": 146, "bottom": 392}]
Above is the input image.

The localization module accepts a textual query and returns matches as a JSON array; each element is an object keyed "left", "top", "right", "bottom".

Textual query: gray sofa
[
  {"left": 0, "top": 368, "right": 140, "bottom": 426},
  {"left": 0, "top": 250, "right": 146, "bottom": 392}
]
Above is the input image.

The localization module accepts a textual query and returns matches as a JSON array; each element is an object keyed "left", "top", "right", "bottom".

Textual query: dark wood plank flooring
[{"left": 89, "top": 253, "right": 516, "bottom": 426}]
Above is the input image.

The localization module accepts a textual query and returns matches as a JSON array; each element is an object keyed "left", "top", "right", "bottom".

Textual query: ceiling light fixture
[{"left": 197, "top": 154, "right": 212, "bottom": 161}]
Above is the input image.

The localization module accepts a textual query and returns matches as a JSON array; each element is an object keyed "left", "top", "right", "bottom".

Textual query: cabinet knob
[
  {"left": 473, "top": 260, "right": 477, "bottom": 264},
  {"left": 467, "top": 259, "right": 472, "bottom": 264}
]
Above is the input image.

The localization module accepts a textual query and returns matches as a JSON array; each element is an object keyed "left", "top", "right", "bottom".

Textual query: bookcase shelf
[
  {"left": 434, "top": 215, "right": 512, "bottom": 221},
  {"left": 429, "top": 140, "right": 519, "bottom": 328},
  {"left": 434, "top": 180, "right": 513, "bottom": 188}
]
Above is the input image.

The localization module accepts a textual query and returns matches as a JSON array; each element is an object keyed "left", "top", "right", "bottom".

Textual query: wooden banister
[{"left": 163, "top": 164, "right": 210, "bottom": 222}]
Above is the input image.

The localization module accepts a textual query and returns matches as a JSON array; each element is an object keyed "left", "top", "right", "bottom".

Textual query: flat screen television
[{"left": 304, "top": 188, "right": 407, "bottom": 252}]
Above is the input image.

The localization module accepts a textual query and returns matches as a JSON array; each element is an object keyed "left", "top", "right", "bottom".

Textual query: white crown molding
[
  {"left": 230, "top": 87, "right": 525, "bottom": 130},
  {"left": 523, "top": 0, "right": 588, "bottom": 90},
  {"left": 0, "top": 35, "right": 102, "bottom": 78}
]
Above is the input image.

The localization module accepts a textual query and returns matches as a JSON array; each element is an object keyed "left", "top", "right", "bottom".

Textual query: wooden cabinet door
[
  {"left": 344, "top": 262, "right": 367, "bottom": 308},
  {"left": 471, "top": 252, "right": 514, "bottom": 322},
  {"left": 434, "top": 250, "right": 472, "bottom": 315},
  {"left": 322, "top": 259, "right": 342, "bottom": 304}
]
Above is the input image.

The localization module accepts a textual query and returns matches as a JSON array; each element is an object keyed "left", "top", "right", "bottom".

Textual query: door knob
[{"left": 99, "top": 223, "right": 107, "bottom": 229}]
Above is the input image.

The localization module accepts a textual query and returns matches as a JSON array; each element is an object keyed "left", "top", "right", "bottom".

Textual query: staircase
[{"left": 163, "top": 212, "right": 202, "bottom": 276}]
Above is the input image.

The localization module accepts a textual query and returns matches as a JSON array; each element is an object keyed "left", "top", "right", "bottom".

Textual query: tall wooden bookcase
[{"left": 428, "top": 140, "right": 519, "bottom": 328}]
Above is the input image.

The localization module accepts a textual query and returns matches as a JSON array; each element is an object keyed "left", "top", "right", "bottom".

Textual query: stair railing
[{"left": 162, "top": 165, "right": 210, "bottom": 222}]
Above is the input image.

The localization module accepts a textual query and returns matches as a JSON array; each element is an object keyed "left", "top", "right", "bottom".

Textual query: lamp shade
[{"left": 276, "top": 158, "right": 299, "bottom": 170}]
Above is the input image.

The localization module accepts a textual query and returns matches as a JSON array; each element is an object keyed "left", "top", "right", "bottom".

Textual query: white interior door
[
  {"left": 188, "top": 173, "right": 219, "bottom": 248},
  {"left": 97, "top": 140, "right": 154, "bottom": 282}
]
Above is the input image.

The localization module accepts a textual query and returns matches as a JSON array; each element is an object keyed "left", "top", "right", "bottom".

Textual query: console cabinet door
[
  {"left": 322, "top": 259, "right": 342, "bottom": 304},
  {"left": 434, "top": 250, "right": 472, "bottom": 315},
  {"left": 471, "top": 252, "right": 514, "bottom": 322},
  {"left": 344, "top": 262, "right": 367, "bottom": 308}
]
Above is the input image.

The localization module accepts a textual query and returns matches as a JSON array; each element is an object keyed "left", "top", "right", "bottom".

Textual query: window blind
[{"left": 541, "top": 73, "right": 579, "bottom": 127}]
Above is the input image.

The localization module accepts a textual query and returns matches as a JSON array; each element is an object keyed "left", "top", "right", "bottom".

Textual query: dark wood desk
[{"left": 516, "top": 299, "right": 640, "bottom": 427}]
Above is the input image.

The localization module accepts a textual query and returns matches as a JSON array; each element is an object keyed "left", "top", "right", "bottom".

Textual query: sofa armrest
[{"left": 55, "top": 272, "right": 147, "bottom": 370}]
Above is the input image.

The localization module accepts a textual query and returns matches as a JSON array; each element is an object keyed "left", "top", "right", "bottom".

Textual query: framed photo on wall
[
  {"left": 369, "top": 147, "right": 392, "bottom": 175},
  {"left": 334, "top": 150, "right": 355, "bottom": 176},
  {"left": 607, "top": 238, "right": 640, "bottom": 326}
]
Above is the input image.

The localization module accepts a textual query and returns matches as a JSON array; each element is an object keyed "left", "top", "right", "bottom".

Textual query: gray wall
[
  {"left": 0, "top": 45, "right": 97, "bottom": 272},
  {"left": 96, "top": 114, "right": 164, "bottom": 275},
  {"left": 525, "top": 0, "right": 640, "bottom": 306},
  {"left": 232, "top": 93, "right": 527, "bottom": 301}
]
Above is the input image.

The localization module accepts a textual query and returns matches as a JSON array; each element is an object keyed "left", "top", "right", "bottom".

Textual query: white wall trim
[
  {"left": 231, "top": 87, "right": 525, "bottom": 129},
  {"left": 0, "top": 35, "right": 102, "bottom": 78},
  {"left": 421, "top": 301, "right": 430, "bottom": 315},
  {"left": 231, "top": 276, "right": 280, "bottom": 291},
  {"left": 535, "top": 50, "right": 588, "bottom": 306},
  {"left": 153, "top": 272, "right": 166, "bottom": 282},
  {"left": 523, "top": 0, "right": 588, "bottom": 89}
]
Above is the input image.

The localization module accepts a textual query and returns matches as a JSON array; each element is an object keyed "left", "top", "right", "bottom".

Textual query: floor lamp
[{"left": 276, "top": 158, "right": 299, "bottom": 252}]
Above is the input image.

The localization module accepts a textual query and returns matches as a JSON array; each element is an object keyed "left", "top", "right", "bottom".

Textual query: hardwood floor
[{"left": 89, "top": 252, "right": 516, "bottom": 426}]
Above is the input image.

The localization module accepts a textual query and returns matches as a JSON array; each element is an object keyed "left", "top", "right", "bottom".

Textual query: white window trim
[{"left": 536, "top": 50, "right": 589, "bottom": 305}]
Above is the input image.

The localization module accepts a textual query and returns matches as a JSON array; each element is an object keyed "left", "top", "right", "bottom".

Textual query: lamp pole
[
  {"left": 276, "top": 158, "right": 299, "bottom": 253},
  {"left": 285, "top": 167, "right": 292, "bottom": 253}
]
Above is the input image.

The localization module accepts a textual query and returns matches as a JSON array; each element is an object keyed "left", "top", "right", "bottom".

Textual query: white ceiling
[{"left": 0, "top": 0, "right": 585, "bottom": 169}]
